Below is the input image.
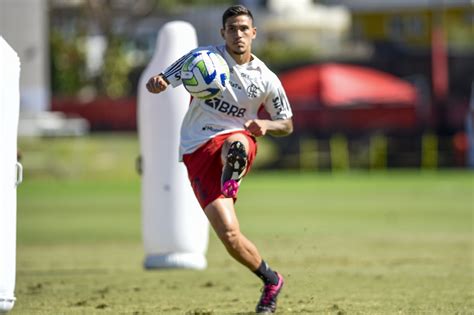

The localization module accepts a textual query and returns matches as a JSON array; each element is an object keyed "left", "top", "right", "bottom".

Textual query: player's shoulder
[
  {"left": 250, "top": 54, "right": 269, "bottom": 71},
  {"left": 250, "top": 54, "right": 281, "bottom": 83}
]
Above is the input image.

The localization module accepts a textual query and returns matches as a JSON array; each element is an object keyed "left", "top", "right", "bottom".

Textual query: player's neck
[{"left": 226, "top": 46, "right": 252, "bottom": 65}]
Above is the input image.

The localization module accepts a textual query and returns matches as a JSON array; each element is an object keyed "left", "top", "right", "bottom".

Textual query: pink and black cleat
[
  {"left": 256, "top": 272, "right": 285, "bottom": 313},
  {"left": 221, "top": 179, "right": 239, "bottom": 198},
  {"left": 221, "top": 141, "right": 247, "bottom": 198}
]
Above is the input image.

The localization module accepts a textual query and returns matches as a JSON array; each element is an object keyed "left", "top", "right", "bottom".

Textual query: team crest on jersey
[{"left": 246, "top": 83, "right": 260, "bottom": 98}]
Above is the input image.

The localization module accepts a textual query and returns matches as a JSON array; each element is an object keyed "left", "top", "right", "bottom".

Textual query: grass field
[{"left": 11, "top": 135, "right": 474, "bottom": 314}]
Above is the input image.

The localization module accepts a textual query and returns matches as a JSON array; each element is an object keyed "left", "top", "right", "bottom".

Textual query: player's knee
[{"left": 220, "top": 228, "right": 241, "bottom": 251}]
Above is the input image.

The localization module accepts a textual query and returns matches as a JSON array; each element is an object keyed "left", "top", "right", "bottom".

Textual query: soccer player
[{"left": 146, "top": 5, "right": 293, "bottom": 313}]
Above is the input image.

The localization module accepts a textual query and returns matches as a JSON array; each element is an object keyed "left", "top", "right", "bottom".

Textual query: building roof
[{"left": 321, "top": 0, "right": 473, "bottom": 11}]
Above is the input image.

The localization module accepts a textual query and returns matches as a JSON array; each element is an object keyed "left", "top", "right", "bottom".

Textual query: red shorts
[{"left": 183, "top": 131, "right": 257, "bottom": 209}]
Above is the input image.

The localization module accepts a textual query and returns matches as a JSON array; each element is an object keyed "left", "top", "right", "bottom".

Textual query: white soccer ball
[{"left": 181, "top": 50, "right": 230, "bottom": 99}]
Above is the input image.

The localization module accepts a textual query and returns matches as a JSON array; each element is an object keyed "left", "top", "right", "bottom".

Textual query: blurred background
[{"left": 1, "top": 0, "right": 473, "bottom": 175}]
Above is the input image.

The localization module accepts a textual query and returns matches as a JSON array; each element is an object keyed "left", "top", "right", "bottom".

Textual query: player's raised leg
[{"left": 221, "top": 133, "right": 250, "bottom": 198}]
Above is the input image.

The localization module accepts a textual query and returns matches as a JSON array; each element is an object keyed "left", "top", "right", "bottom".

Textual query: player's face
[{"left": 221, "top": 15, "right": 256, "bottom": 56}]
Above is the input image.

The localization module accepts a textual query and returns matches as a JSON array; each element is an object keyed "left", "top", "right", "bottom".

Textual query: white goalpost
[
  {"left": 137, "top": 22, "right": 209, "bottom": 269},
  {"left": 0, "top": 36, "right": 22, "bottom": 314}
]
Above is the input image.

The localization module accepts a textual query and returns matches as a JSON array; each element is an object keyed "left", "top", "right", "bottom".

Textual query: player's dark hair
[{"left": 222, "top": 5, "right": 254, "bottom": 28}]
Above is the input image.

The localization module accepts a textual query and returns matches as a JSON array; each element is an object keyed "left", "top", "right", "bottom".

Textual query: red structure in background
[
  {"left": 279, "top": 63, "right": 424, "bottom": 133},
  {"left": 52, "top": 97, "right": 137, "bottom": 131},
  {"left": 52, "top": 63, "right": 425, "bottom": 133},
  {"left": 431, "top": 24, "right": 449, "bottom": 103}
]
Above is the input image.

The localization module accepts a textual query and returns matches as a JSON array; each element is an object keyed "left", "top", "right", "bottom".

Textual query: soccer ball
[{"left": 181, "top": 50, "right": 229, "bottom": 99}]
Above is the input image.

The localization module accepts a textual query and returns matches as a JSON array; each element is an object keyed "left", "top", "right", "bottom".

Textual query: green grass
[{"left": 11, "top": 134, "right": 474, "bottom": 314}]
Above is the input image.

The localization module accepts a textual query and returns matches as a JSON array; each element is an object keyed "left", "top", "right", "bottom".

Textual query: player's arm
[
  {"left": 244, "top": 118, "right": 293, "bottom": 137},
  {"left": 251, "top": 73, "right": 294, "bottom": 137},
  {"left": 146, "top": 50, "right": 194, "bottom": 94}
]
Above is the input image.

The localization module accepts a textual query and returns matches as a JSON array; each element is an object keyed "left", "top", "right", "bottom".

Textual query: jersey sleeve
[
  {"left": 161, "top": 45, "right": 215, "bottom": 88},
  {"left": 263, "top": 73, "right": 293, "bottom": 120},
  {"left": 161, "top": 52, "right": 193, "bottom": 87}
]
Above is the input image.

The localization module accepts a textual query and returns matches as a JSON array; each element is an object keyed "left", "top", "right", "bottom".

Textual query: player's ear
[
  {"left": 220, "top": 28, "right": 225, "bottom": 39},
  {"left": 252, "top": 27, "right": 257, "bottom": 39}
]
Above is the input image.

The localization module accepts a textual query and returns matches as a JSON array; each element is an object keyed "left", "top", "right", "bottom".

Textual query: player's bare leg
[{"left": 204, "top": 198, "right": 261, "bottom": 269}]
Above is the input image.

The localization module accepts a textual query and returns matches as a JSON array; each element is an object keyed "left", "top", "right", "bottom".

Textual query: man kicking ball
[{"left": 146, "top": 5, "right": 293, "bottom": 313}]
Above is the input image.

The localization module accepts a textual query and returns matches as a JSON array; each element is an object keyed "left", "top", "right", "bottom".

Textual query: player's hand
[
  {"left": 146, "top": 75, "right": 168, "bottom": 93},
  {"left": 244, "top": 119, "right": 268, "bottom": 137}
]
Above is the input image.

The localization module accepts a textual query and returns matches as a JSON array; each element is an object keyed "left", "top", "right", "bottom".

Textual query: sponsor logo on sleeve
[
  {"left": 272, "top": 96, "right": 284, "bottom": 115},
  {"left": 272, "top": 88, "right": 290, "bottom": 116}
]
